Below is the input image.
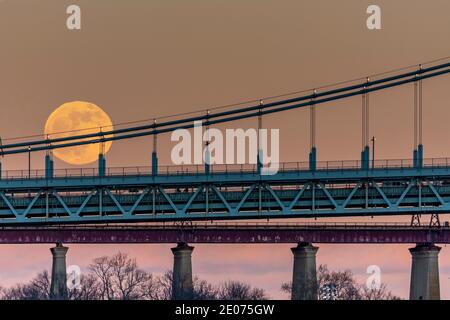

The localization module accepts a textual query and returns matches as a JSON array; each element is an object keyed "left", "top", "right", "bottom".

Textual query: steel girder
[{"left": 1, "top": 167, "right": 450, "bottom": 225}]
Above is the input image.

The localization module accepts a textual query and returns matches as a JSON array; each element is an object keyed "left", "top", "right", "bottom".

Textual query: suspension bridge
[{"left": 1, "top": 58, "right": 450, "bottom": 300}]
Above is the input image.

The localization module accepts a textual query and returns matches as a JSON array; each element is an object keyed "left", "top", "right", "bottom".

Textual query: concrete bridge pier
[
  {"left": 49, "top": 242, "right": 69, "bottom": 300},
  {"left": 409, "top": 243, "right": 441, "bottom": 300},
  {"left": 291, "top": 242, "right": 319, "bottom": 300},
  {"left": 171, "top": 242, "right": 194, "bottom": 300}
]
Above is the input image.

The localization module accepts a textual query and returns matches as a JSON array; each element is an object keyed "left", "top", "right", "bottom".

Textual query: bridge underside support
[
  {"left": 291, "top": 242, "right": 318, "bottom": 300},
  {"left": 171, "top": 242, "right": 194, "bottom": 300},
  {"left": 50, "top": 242, "right": 68, "bottom": 300},
  {"left": 409, "top": 243, "right": 441, "bottom": 300}
]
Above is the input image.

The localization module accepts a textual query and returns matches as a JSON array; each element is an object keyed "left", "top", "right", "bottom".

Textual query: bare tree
[
  {"left": 281, "top": 264, "right": 400, "bottom": 300},
  {"left": 360, "top": 283, "right": 401, "bottom": 300},
  {"left": 69, "top": 274, "right": 102, "bottom": 300},
  {"left": 217, "top": 281, "right": 268, "bottom": 300},
  {"left": 318, "top": 265, "right": 361, "bottom": 300},
  {"left": 88, "top": 252, "right": 157, "bottom": 300},
  {"left": 153, "top": 271, "right": 219, "bottom": 300},
  {"left": 1, "top": 271, "right": 50, "bottom": 300},
  {"left": 89, "top": 255, "right": 115, "bottom": 300},
  {"left": 109, "top": 252, "right": 153, "bottom": 299},
  {"left": 154, "top": 271, "right": 173, "bottom": 300},
  {"left": 153, "top": 272, "right": 267, "bottom": 300},
  {"left": 137, "top": 273, "right": 164, "bottom": 300},
  {"left": 193, "top": 277, "right": 218, "bottom": 300}
]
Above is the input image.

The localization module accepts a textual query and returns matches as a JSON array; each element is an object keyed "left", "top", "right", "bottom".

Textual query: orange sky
[{"left": 1, "top": 0, "right": 450, "bottom": 299}]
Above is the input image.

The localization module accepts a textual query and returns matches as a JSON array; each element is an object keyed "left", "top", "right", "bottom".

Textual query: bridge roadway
[
  {"left": 0, "top": 222, "right": 449, "bottom": 244},
  {"left": 2, "top": 159, "right": 450, "bottom": 225}
]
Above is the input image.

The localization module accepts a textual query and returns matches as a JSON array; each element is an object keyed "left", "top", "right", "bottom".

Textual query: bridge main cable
[{"left": 1, "top": 61, "right": 450, "bottom": 156}]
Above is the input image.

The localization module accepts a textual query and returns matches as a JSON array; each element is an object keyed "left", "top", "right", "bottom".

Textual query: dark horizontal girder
[{"left": 0, "top": 224, "right": 447, "bottom": 244}]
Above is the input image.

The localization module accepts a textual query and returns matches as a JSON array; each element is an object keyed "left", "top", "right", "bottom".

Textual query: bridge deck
[{"left": 2, "top": 159, "right": 450, "bottom": 225}]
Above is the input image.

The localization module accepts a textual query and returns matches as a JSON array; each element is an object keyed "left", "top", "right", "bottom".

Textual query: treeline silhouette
[
  {"left": 0, "top": 252, "right": 399, "bottom": 300},
  {"left": 0, "top": 252, "right": 267, "bottom": 300}
]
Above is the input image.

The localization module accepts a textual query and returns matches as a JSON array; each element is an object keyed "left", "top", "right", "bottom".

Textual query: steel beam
[{"left": 0, "top": 224, "right": 448, "bottom": 244}]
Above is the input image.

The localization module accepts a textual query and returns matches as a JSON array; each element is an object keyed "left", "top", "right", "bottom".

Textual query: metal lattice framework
[{"left": 1, "top": 163, "right": 450, "bottom": 225}]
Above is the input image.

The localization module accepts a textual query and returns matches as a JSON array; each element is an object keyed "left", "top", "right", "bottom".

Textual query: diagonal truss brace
[
  {"left": 55, "top": 190, "right": 95, "bottom": 217},
  {"left": 0, "top": 191, "right": 42, "bottom": 220},
  {"left": 106, "top": 188, "right": 149, "bottom": 218}
]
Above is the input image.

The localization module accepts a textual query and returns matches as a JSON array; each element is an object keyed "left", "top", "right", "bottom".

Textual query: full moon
[{"left": 44, "top": 101, "right": 114, "bottom": 165}]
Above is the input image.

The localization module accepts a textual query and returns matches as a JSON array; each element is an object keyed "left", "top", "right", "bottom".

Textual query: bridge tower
[
  {"left": 291, "top": 242, "right": 319, "bottom": 300},
  {"left": 409, "top": 243, "right": 441, "bottom": 300}
]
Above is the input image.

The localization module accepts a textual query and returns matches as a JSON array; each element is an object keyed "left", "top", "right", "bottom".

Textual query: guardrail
[{"left": 2, "top": 157, "right": 450, "bottom": 180}]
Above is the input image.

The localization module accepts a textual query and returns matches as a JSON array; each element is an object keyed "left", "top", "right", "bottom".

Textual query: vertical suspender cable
[
  {"left": 413, "top": 65, "right": 424, "bottom": 168},
  {"left": 366, "top": 77, "right": 370, "bottom": 148},
  {"left": 419, "top": 71, "right": 423, "bottom": 146},
  {"left": 310, "top": 90, "right": 316, "bottom": 150},
  {"left": 204, "top": 110, "right": 211, "bottom": 212},
  {"left": 152, "top": 118, "right": 158, "bottom": 176},
  {"left": 418, "top": 65, "right": 423, "bottom": 168},
  {"left": 257, "top": 100, "right": 263, "bottom": 211},
  {"left": 414, "top": 79, "right": 418, "bottom": 149},
  {"left": 205, "top": 110, "right": 210, "bottom": 175},
  {"left": 309, "top": 90, "right": 317, "bottom": 171},
  {"left": 258, "top": 100, "right": 263, "bottom": 172},
  {"left": 98, "top": 127, "right": 106, "bottom": 177},
  {"left": 362, "top": 91, "right": 366, "bottom": 150},
  {"left": 360, "top": 78, "right": 370, "bottom": 169},
  {"left": 45, "top": 135, "right": 53, "bottom": 179},
  {"left": 153, "top": 119, "right": 157, "bottom": 155}
]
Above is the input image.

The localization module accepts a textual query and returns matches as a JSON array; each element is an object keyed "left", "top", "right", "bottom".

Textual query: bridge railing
[{"left": 1, "top": 158, "right": 450, "bottom": 180}]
